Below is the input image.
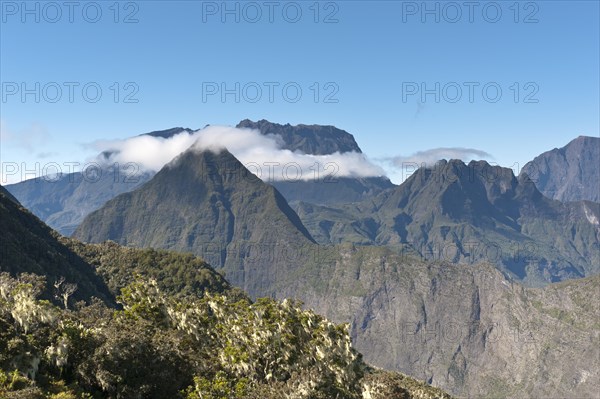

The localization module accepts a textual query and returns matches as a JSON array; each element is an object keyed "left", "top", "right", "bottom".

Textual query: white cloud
[
  {"left": 390, "top": 147, "right": 493, "bottom": 168},
  {"left": 95, "top": 125, "right": 386, "bottom": 181},
  {"left": 93, "top": 130, "right": 202, "bottom": 172},
  {"left": 382, "top": 147, "right": 494, "bottom": 184}
]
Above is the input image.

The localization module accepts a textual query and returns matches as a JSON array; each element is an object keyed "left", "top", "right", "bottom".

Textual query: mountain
[
  {"left": 520, "top": 135, "right": 600, "bottom": 202},
  {"left": 1, "top": 192, "right": 452, "bottom": 399},
  {"left": 6, "top": 122, "right": 391, "bottom": 235},
  {"left": 73, "top": 147, "right": 318, "bottom": 297},
  {"left": 271, "top": 245, "right": 600, "bottom": 398},
  {"left": 295, "top": 160, "right": 600, "bottom": 285},
  {"left": 1, "top": 176, "right": 243, "bottom": 308},
  {"left": 0, "top": 185, "right": 19, "bottom": 205},
  {"left": 139, "top": 126, "right": 194, "bottom": 138},
  {"left": 236, "top": 118, "right": 362, "bottom": 154},
  {"left": 3, "top": 126, "right": 194, "bottom": 235},
  {"left": 0, "top": 188, "right": 114, "bottom": 305},
  {"left": 69, "top": 148, "right": 600, "bottom": 398},
  {"left": 272, "top": 176, "right": 395, "bottom": 206},
  {"left": 236, "top": 119, "right": 396, "bottom": 204}
]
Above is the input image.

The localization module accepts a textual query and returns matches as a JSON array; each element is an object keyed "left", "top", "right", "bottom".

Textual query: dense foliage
[
  {"left": 0, "top": 272, "right": 452, "bottom": 399},
  {"left": 61, "top": 239, "right": 245, "bottom": 301}
]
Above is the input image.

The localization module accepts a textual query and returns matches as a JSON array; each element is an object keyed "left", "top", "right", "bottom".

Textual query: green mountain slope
[
  {"left": 0, "top": 187, "right": 236, "bottom": 308},
  {"left": 0, "top": 189, "right": 114, "bottom": 306},
  {"left": 73, "top": 147, "right": 318, "bottom": 297},
  {"left": 0, "top": 185, "right": 19, "bottom": 205}
]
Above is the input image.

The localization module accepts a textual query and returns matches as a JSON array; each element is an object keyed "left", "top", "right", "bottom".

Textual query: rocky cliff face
[
  {"left": 237, "top": 119, "right": 396, "bottom": 205},
  {"left": 272, "top": 245, "right": 600, "bottom": 398},
  {"left": 520, "top": 135, "right": 600, "bottom": 202},
  {"left": 236, "top": 118, "right": 363, "bottom": 154}
]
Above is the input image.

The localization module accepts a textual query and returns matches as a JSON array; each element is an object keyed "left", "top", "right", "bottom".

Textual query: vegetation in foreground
[{"left": 0, "top": 272, "right": 452, "bottom": 399}]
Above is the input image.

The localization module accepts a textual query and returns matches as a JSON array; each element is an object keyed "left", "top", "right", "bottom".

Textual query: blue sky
[{"left": 1, "top": 0, "right": 598, "bottom": 184}]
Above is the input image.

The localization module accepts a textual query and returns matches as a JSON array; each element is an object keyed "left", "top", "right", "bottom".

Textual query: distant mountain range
[
  {"left": 6, "top": 127, "right": 196, "bottom": 236},
  {"left": 520, "top": 135, "right": 599, "bottom": 202},
  {"left": 7, "top": 121, "right": 394, "bottom": 234},
  {"left": 3, "top": 125, "right": 600, "bottom": 398},
  {"left": 7, "top": 124, "right": 598, "bottom": 286},
  {"left": 66, "top": 145, "right": 600, "bottom": 396},
  {"left": 296, "top": 159, "right": 600, "bottom": 286}
]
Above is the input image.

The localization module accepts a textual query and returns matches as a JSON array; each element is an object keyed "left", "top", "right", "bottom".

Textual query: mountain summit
[
  {"left": 73, "top": 146, "right": 317, "bottom": 296},
  {"left": 520, "top": 135, "right": 600, "bottom": 202},
  {"left": 297, "top": 159, "right": 600, "bottom": 285},
  {"left": 236, "top": 119, "right": 363, "bottom": 154}
]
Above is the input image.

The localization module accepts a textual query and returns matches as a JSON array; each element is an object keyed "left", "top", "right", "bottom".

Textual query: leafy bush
[{"left": 0, "top": 272, "right": 452, "bottom": 399}]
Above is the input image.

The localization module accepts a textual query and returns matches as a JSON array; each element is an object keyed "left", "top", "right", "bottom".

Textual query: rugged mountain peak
[
  {"left": 236, "top": 119, "right": 363, "bottom": 154},
  {"left": 164, "top": 145, "right": 249, "bottom": 179},
  {"left": 402, "top": 159, "right": 519, "bottom": 202},
  {"left": 520, "top": 135, "right": 599, "bottom": 202},
  {"left": 149, "top": 147, "right": 314, "bottom": 236},
  {"left": 73, "top": 144, "right": 317, "bottom": 295}
]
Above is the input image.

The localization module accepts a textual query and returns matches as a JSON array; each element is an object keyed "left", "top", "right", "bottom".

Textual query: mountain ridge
[
  {"left": 236, "top": 118, "right": 363, "bottom": 154},
  {"left": 520, "top": 135, "right": 599, "bottom": 202},
  {"left": 296, "top": 158, "right": 600, "bottom": 285},
  {"left": 73, "top": 146, "right": 318, "bottom": 297}
]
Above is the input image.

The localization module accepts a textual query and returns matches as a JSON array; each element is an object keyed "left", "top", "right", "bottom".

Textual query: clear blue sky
[{"left": 1, "top": 0, "right": 598, "bottom": 183}]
